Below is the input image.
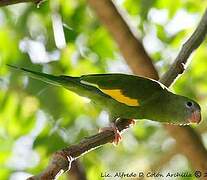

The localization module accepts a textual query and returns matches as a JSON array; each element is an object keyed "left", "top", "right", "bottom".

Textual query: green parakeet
[{"left": 8, "top": 65, "right": 201, "bottom": 131}]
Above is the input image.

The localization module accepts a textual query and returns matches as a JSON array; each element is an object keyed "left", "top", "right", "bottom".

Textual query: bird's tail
[
  {"left": 7, "top": 64, "right": 107, "bottom": 102},
  {"left": 7, "top": 64, "right": 73, "bottom": 87}
]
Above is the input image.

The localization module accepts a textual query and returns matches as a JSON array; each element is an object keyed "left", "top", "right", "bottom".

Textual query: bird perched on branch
[{"left": 8, "top": 65, "right": 201, "bottom": 144}]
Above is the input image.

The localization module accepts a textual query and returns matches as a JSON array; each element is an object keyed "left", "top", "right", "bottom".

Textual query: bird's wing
[{"left": 80, "top": 74, "right": 168, "bottom": 107}]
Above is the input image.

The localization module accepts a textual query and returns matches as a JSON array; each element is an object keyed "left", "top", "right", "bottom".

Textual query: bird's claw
[
  {"left": 99, "top": 119, "right": 136, "bottom": 145},
  {"left": 99, "top": 123, "right": 122, "bottom": 145}
]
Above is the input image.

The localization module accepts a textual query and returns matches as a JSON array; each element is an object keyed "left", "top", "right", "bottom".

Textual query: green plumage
[{"left": 8, "top": 65, "right": 201, "bottom": 125}]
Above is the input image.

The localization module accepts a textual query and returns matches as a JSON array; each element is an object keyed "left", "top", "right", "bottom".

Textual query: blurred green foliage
[{"left": 0, "top": 0, "right": 207, "bottom": 179}]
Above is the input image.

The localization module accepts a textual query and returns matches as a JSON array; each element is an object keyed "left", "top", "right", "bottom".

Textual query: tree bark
[{"left": 0, "top": 0, "right": 41, "bottom": 6}]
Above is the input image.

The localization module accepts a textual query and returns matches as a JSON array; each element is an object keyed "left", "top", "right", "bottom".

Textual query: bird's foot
[
  {"left": 99, "top": 123, "right": 122, "bottom": 145},
  {"left": 99, "top": 119, "right": 136, "bottom": 145}
]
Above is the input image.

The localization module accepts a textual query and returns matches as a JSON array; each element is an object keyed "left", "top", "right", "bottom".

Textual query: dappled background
[{"left": 0, "top": 0, "right": 207, "bottom": 179}]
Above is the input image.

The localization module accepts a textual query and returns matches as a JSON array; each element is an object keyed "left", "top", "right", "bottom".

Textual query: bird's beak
[{"left": 188, "top": 110, "right": 201, "bottom": 124}]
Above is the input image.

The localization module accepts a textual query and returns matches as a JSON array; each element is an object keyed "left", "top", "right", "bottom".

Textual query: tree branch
[
  {"left": 27, "top": 119, "right": 133, "bottom": 179},
  {"left": 0, "top": 0, "right": 41, "bottom": 6},
  {"left": 160, "top": 9, "right": 207, "bottom": 86}
]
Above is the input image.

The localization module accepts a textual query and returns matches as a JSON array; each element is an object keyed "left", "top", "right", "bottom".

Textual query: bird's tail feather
[
  {"left": 7, "top": 64, "right": 106, "bottom": 102},
  {"left": 7, "top": 64, "right": 76, "bottom": 87}
]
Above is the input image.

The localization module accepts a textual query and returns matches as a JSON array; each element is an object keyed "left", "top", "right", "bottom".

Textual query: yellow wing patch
[{"left": 101, "top": 89, "right": 139, "bottom": 106}]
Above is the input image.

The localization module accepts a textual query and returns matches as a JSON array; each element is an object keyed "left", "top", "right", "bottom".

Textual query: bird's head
[
  {"left": 162, "top": 93, "right": 201, "bottom": 125},
  {"left": 184, "top": 100, "right": 201, "bottom": 124},
  {"left": 144, "top": 92, "right": 202, "bottom": 126}
]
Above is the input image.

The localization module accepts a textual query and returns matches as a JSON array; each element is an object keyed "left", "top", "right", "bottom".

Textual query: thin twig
[
  {"left": 160, "top": 9, "right": 207, "bottom": 86},
  {"left": 0, "top": 0, "right": 42, "bottom": 6}
]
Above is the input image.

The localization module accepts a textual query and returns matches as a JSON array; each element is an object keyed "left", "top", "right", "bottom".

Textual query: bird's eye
[{"left": 186, "top": 101, "right": 193, "bottom": 108}]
